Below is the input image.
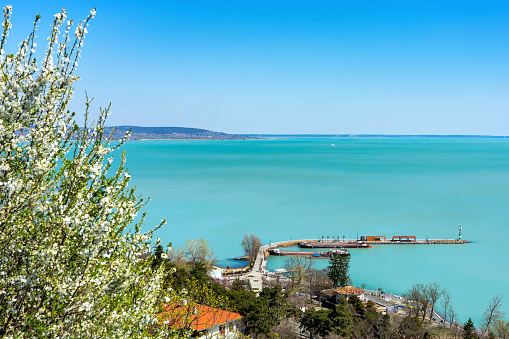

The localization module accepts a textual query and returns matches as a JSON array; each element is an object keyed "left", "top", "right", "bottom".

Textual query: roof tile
[
  {"left": 159, "top": 303, "right": 243, "bottom": 332},
  {"left": 335, "top": 286, "right": 365, "bottom": 295}
]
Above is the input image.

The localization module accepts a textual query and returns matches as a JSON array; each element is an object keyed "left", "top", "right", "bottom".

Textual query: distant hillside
[{"left": 104, "top": 126, "right": 256, "bottom": 140}]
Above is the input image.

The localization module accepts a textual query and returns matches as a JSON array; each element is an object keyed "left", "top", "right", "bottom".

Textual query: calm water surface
[{"left": 122, "top": 138, "right": 509, "bottom": 324}]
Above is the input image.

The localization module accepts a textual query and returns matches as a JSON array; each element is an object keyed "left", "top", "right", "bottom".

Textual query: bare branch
[{"left": 482, "top": 295, "right": 505, "bottom": 335}]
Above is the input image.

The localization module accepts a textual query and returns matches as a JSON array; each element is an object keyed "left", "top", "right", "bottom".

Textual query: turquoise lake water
[{"left": 121, "top": 138, "right": 509, "bottom": 324}]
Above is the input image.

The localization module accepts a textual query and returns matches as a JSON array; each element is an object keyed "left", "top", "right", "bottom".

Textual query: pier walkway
[
  {"left": 364, "top": 239, "right": 469, "bottom": 245},
  {"left": 301, "top": 239, "right": 469, "bottom": 247}
]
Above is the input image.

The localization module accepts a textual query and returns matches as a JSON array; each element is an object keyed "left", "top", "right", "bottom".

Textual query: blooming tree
[{"left": 0, "top": 6, "right": 180, "bottom": 338}]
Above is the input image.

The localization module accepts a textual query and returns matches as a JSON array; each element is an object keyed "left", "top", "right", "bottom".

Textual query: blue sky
[{"left": 5, "top": 1, "right": 509, "bottom": 134}]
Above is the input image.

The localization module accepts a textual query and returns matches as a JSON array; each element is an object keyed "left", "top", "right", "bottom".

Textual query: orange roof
[
  {"left": 159, "top": 303, "right": 243, "bottom": 332},
  {"left": 335, "top": 286, "right": 365, "bottom": 295}
]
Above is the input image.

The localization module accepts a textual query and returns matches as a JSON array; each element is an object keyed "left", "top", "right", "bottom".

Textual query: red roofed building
[
  {"left": 335, "top": 286, "right": 365, "bottom": 302},
  {"left": 159, "top": 303, "right": 243, "bottom": 338}
]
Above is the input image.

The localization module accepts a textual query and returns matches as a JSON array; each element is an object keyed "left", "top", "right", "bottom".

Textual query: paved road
[
  {"left": 364, "top": 292, "right": 395, "bottom": 308},
  {"left": 245, "top": 242, "right": 275, "bottom": 292},
  {"left": 246, "top": 246, "right": 266, "bottom": 292}
]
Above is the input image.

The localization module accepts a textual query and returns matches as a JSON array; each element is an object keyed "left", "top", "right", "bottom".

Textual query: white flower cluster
[{"left": 0, "top": 6, "right": 180, "bottom": 338}]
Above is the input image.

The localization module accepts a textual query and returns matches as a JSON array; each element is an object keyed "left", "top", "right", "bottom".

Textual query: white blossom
[{"left": 0, "top": 6, "right": 179, "bottom": 338}]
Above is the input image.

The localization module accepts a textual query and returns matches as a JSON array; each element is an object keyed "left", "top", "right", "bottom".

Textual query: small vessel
[{"left": 330, "top": 249, "right": 350, "bottom": 256}]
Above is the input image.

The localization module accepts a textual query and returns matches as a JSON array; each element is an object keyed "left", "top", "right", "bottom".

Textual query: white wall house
[{"left": 197, "top": 319, "right": 243, "bottom": 339}]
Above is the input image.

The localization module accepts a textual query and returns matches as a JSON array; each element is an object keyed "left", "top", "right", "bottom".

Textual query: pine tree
[
  {"left": 329, "top": 303, "right": 353, "bottom": 338},
  {"left": 151, "top": 244, "right": 164, "bottom": 270},
  {"left": 464, "top": 317, "right": 477, "bottom": 339},
  {"left": 327, "top": 252, "right": 350, "bottom": 287}
]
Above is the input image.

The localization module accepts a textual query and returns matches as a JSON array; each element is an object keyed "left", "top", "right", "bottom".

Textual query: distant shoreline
[
  {"left": 105, "top": 126, "right": 258, "bottom": 141},
  {"left": 105, "top": 126, "right": 509, "bottom": 140}
]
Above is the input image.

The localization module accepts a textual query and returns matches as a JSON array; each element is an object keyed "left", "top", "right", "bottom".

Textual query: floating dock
[
  {"left": 268, "top": 248, "right": 349, "bottom": 258},
  {"left": 299, "top": 241, "right": 371, "bottom": 249}
]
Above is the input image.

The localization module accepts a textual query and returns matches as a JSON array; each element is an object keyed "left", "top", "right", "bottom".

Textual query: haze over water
[{"left": 122, "top": 138, "right": 509, "bottom": 324}]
